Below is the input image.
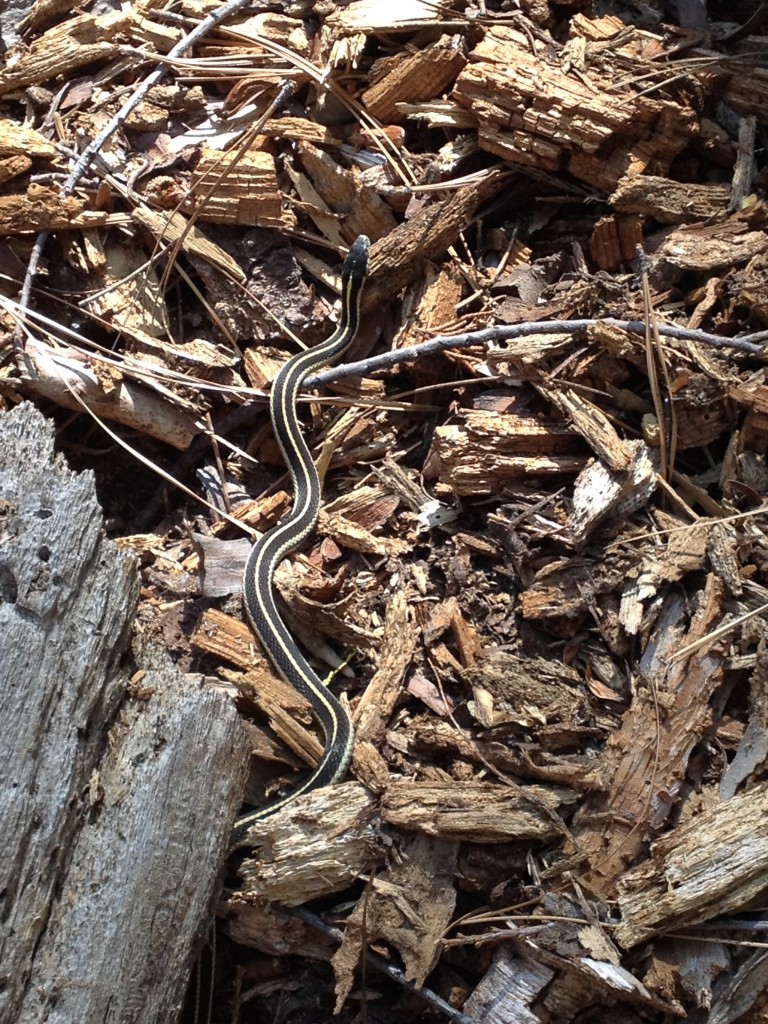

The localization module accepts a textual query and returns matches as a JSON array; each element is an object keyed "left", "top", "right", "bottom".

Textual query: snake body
[
  {"left": 194, "top": 239, "right": 370, "bottom": 1023},
  {"left": 231, "top": 234, "right": 370, "bottom": 842}
]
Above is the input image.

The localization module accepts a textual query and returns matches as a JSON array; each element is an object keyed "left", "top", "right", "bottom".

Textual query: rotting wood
[
  {"left": 332, "top": 833, "right": 458, "bottom": 1002},
  {"left": 452, "top": 24, "right": 696, "bottom": 190},
  {"left": 189, "top": 144, "right": 293, "bottom": 228},
  {"left": 353, "top": 589, "right": 419, "bottom": 747},
  {"left": 432, "top": 408, "right": 587, "bottom": 497},
  {"left": 462, "top": 946, "right": 554, "bottom": 1024},
  {"left": 570, "top": 12, "right": 768, "bottom": 120},
  {"left": 0, "top": 183, "right": 114, "bottom": 235},
  {"left": 191, "top": 606, "right": 327, "bottom": 771},
  {"left": 362, "top": 172, "right": 506, "bottom": 310},
  {"left": 295, "top": 140, "right": 398, "bottom": 244},
  {"left": 18, "top": 337, "right": 203, "bottom": 450},
  {"left": 610, "top": 174, "right": 732, "bottom": 224},
  {"left": 0, "top": 10, "right": 131, "bottom": 96},
  {"left": 0, "top": 119, "right": 58, "bottom": 159},
  {"left": 0, "top": 403, "right": 249, "bottom": 1024},
  {"left": 616, "top": 783, "right": 768, "bottom": 947},
  {"left": 233, "top": 781, "right": 380, "bottom": 904},
  {"left": 577, "top": 574, "right": 727, "bottom": 893},
  {"left": 363, "top": 34, "right": 467, "bottom": 124},
  {"left": 381, "top": 780, "right": 576, "bottom": 843},
  {"left": 590, "top": 212, "right": 645, "bottom": 271},
  {"left": 131, "top": 206, "right": 247, "bottom": 282},
  {"left": 648, "top": 212, "right": 768, "bottom": 274}
]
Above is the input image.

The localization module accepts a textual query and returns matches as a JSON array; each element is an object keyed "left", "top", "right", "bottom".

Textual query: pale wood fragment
[
  {"left": 393, "top": 99, "right": 477, "bottom": 129},
  {"left": 326, "top": 0, "right": 449, "bottom": 31},
  {"left": 192, "top": 607, "right": 258, "bottom": 671},
  {"left": 540, "top": 385, "right": 633, "bottom": 473},
  {"left": 0, "top": 118, "right": 58, "bottom": 159},
  {"left": 363, "top": 34, "right": 467, "bottom": 124},
  {"left": 463, "top": 946, "right": 554, "bottom": 1024},
  {"left": 569, "top": 440, "right": 656, "bottom": 546},
  {"left": 131, "top": 12, "right": 183, "bottom": 52},
  {"left": 0, "top": 10, "right": 130, "bottom": 95},
  {"left": 0, "top": 153, "right": 31, "bottom": 183},
  {"left": 354, "top": 590, "right": 418, "bottom": 746},
  {"left": 70, "top": 231, "right": 171, "bottom": 343},
  {"left": 261, "top": 116, "right": 348, "bottom": 145},
  {"left": 295, "top": 140, "right": 397, "bottom": 243},
  {"left": 228, "top": 10, "right": 313, "bottom": 55},
  {"left": 381, "top": 780, "right": 574, "bottom": 842},
  {"left": 190, "top": 144, "right": 293, "bottom": 228},
  {"left": 127, "top": 334, "right": 244, "bottom": 389},
  {"left": 0, "top": 183, "right": 113, "bottom": 236},
  {"left": 317, "top": 508, "right": 408, "bottom": 555},
  {"left": 18, "top": 337, "right": 202, "bottom": 450},
  {"left": 650, "top": 218, "right": 768, "bottom": 272},
  {"left": 616, "top": 784, "right": 768, "bottom": 947},
  {"left": 132, "top": 207, "right": 246, "bottom": 282},
  {"left": 234, "top": 782, "right": 379, "bottom": 903},
  {"left": 432, "top": 409, "right": 586, "bottom": 497}
]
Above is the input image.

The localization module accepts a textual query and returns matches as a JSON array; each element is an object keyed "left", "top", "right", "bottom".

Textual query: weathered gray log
[{"left": 0, "top": 402, "right": 249, "bottom": 1024}]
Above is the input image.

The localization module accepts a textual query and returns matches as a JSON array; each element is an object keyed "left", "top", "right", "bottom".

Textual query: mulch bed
[{"left": 2, "top": 0, "right": 768, "bottom": 1021}]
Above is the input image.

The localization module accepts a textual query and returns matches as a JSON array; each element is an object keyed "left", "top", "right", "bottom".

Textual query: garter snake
[
  {"left": 193, "top": 236, "right": 369, "bottom": 1024},
  {"left": 232, "top": 233, "right": 369, "bottom": 840}
]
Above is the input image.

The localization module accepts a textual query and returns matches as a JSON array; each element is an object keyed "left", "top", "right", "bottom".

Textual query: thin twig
[
  {"left": 637, "top": 246, "right": 678, "bottom": 483},
  {"left": 311, "top": 317, "right": 765, "bottom": 387},
  {"left": 133, "top": 315, "right": 766, "bottom": 530}
]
